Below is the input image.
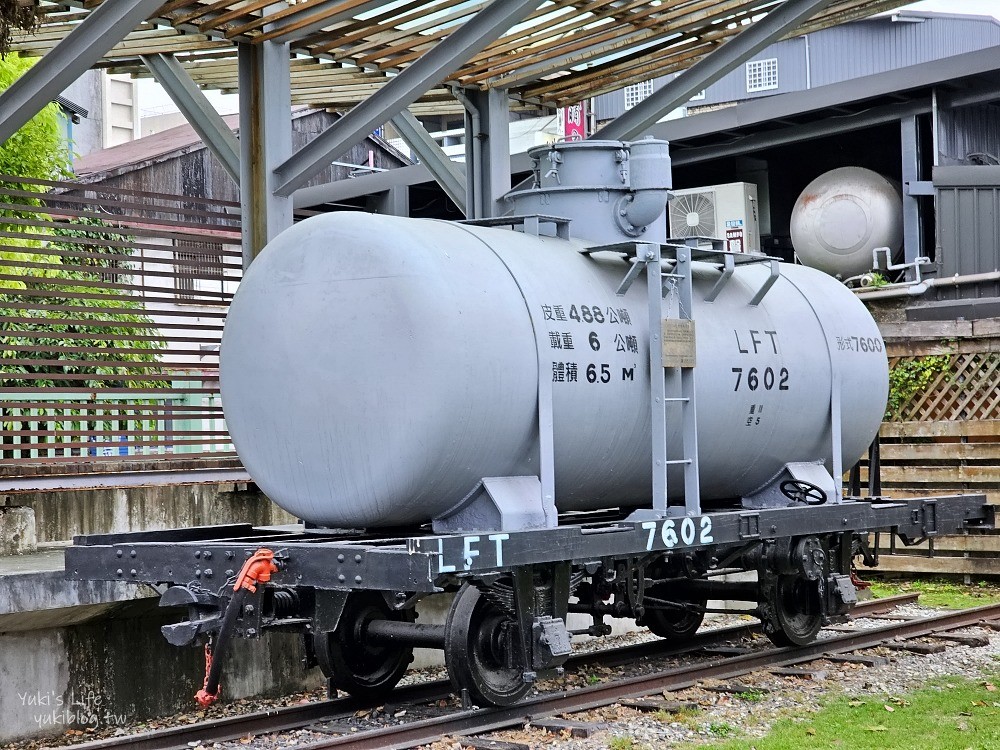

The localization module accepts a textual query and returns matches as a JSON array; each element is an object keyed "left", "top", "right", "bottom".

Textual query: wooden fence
[{"left": 864, "top": 320, "right": 1000, "bottom": 577}]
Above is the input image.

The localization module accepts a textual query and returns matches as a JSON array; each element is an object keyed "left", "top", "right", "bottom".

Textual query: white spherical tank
[
  {"left": 220, "top": 212, "right": 889, "bottom": 529},
  {"left": 790, "top": 167, "right": 902, "bottom": 278}
]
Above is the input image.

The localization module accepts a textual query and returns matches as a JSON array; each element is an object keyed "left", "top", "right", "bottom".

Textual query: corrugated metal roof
[{"left": 73, "top": 113, "right": 241, "bottom": 178}]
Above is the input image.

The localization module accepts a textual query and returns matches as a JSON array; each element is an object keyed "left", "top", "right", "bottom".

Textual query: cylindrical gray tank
[
  {"left": 220, "top": 212, "right": 888, "bottom": 528},
  {"left": 790, "top": 167, "right": 903, "bottom": 278}
]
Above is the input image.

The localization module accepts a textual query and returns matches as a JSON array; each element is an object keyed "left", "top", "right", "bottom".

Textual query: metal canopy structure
[
  {"left": 19, "top": 0, "right": 905, "bottom": 114},
  {"left": 1, "top": 0, "right": 910, "bottom": 259}
]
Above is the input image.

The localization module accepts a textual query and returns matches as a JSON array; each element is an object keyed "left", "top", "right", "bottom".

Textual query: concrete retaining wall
[
  {"left": 0, "top": 603, "right": 322, "bottom": 742},
  {"left": 4, "top": 483, "right": 295, "bottom": 545},
  {"left": 0, "top": 480, "right": 306, "bottom": 743}
]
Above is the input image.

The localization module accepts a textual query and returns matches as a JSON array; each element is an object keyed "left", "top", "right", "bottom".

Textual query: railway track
[
  {"left": 288, "top": 601, "right": 1000, "bottom": 750},
  {"left": 65, "top": 594, "right": 918, "bottom": 750}
]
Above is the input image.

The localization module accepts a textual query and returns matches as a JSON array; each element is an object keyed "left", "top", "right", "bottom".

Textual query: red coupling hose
[{"left": 193, "top": 548, "right": 281, "bottom": 706}]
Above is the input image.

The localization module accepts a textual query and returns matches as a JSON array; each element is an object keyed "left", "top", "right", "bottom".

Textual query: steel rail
[
  {"left": 60, "top": 594, "right": 916, "bottom": 750},
  {"left": 292, "top": 600, "right": 1000, "bottom": 750}
]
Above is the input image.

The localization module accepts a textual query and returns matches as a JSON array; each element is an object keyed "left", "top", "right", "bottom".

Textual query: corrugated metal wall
[
  {"left": 934, "top": 165, "right": 1000, "bottom": 299},
  {"left": 592, "top": 14, "right": 1000, "bottom": 120},
  {"left": 938, "top": 104, "right": 1000, "bottom": 166},
  {"left": 807, "top": 15, "right": 1000, "bottom": 86}
]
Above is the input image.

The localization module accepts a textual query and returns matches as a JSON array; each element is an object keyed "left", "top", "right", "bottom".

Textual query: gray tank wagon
[
  {"left": 66, "top": 140, "right": 992, "bottom": 710},
  {"left": 220, "top": 212, "right": 887, "bottom": 530}
]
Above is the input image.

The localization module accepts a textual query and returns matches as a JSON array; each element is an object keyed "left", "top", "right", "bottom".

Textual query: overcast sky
[{"left": 137, "top": 1, "right": 1000, "bottom": 116}]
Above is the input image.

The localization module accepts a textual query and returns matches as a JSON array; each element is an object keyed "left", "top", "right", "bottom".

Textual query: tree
[
  {"left": 0, "top": 54, "right": 163, "bottom": 391},
  {"left": 0, "top": 1, "right": 39, "bottom": 60}
]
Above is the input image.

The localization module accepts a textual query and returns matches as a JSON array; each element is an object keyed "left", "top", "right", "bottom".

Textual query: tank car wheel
[
  {"left": 444, "top": 583, "right": 531, "bottom": 707},
  {"left": 760, "top": 573, "right": 823, "bottom": 647},
  {"left": 640, "top": 597, "right": 706, "bottom": 640},
  {"left": 313, "top": 591, "right": 413, "bottom": 701}
]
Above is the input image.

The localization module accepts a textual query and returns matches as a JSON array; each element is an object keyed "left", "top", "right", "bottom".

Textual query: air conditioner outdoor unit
[{"left": 668, "top": 182, "right": 761, "bottom": 254}]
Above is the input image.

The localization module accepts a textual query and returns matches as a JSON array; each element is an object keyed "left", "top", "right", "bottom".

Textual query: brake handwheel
[{"left": 779, "top": 479, "right": 828, "bottom": 505}]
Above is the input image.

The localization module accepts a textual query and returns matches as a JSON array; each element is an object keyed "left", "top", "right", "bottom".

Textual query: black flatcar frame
[{"left": 66, "top": 494, "right": 992, "bottom": 593}]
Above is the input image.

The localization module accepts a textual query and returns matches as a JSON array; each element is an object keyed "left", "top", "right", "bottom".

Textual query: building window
[
  {"left": 624, "top": 80, "right": 654, "bottom": 110},
  {"left": 745, "top": 58, "right": 778, "bottom": 93},
  {"left": 174, "top": 240, "right": 224, "bottom": 303}
]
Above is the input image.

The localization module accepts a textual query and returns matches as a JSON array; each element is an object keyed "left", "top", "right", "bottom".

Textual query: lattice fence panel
[{"left": 886, "top": 351, "right": 1000, "bottom": 423}]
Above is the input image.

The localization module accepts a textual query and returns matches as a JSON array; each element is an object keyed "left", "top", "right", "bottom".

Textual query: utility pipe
[{"left": 855, "top": 270, "right": 1000, "bottom": 300}]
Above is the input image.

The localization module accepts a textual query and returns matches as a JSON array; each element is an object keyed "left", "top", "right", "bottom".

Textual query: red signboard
[{"left": 560, "top": 102, "right": 587, "bottom": 140}]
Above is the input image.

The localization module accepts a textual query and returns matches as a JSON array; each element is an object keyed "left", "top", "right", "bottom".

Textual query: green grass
[
  {"left": 707, "top": 722, "right": 738, "bottom": 738},
  {"left": 693, "top": 676, "right": 1000, "bottom": 749},
  {"left": 653, "top": 706, "right": 700, "bottom": 725},
  {"left": 607, "top": 736, "right": 638, "bottom": 750},
  {"left": 868, "top": 578, "right": 1000, "bottom": 609}
]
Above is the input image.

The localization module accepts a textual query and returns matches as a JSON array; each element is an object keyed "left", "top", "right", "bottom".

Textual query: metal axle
[{"left": 365, "top": 620, "right": 447, "bottom": 648}]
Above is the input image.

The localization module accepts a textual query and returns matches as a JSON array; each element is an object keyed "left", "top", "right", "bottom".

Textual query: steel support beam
[
  {"left": 596, "top": 0, "right": 837, "bottom": 141},
  {"left": 366, "top": 186, "right": 410, "bottom": 217},
  {"left": 458, "top": 86, "right": 511, "bottom": 219},
  {"left": 389, "top": 110, "right": 466, "bottom": 214},
  {"left": 900, "top": 115, "right": 922, "bottom": 276},
  {"left": 141, "top": 53, "right": 241, "bottom": 185},
  {"left": 239, "top": 37, "right": 293, "bottom": 267},
  {"left": 0, "top": 0, "right": 163, "bottom": 145},
  {"left": 670, "top": 99, "right": 927, "bottom": 165},
  {"left": 272, "top": 0, "right": 541, "bottom": 197}
]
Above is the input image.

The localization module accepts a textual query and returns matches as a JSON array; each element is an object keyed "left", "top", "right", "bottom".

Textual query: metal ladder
[{"left": 581, "top": 237, "right": 781, "bottom": 519}]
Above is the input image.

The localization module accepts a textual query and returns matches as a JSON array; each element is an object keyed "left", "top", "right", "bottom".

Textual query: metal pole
[
  {"left": 643, "top": 243, "right": 669, "bottom": 516},
  {"left": 272, "top": 0, "right": 541, "bottom": 197},
  {"left": 238, "top": 35, "right": 293, "bottom": 267},
  {"left": 456, "top": 87, "right": 511, "bottom": 219},
  {"left": 453, "top": 86, "right": 483, "bottom": 219},
  {"left": 141, "top": 54, "right": 241, "bottom": 185},
  {"left": 480, "top": 87, "right": 511, "bottom": 219},
  {"left": 0, "top": 0, "right": 164, "bottom": 145},
  {"left": 596, "top": 0, "right": 836, "bottom": 142},
  {"left": 900, "top": 115, "right": 921, "bottom": 277},
  {"left": 675, "top": 247, "right": 701, "bottom": 516}
]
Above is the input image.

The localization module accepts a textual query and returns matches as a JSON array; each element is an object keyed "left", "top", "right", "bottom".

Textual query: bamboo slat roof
[{"left": 19, "top": 1, "right": 908, "bottom": 115}]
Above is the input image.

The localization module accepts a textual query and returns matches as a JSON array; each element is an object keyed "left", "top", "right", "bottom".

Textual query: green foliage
[
  {"left": 0, "top": 55, "right": 163, "bottom": 392},
  {"left": 885, "top": 355, "right": 951, "bottom": 419},
  {"left": 0, "top": 2, "right": 41, "bottom": 59},
  {"left": 866, "top": 271, "right": 889, "bottom": 288},
  {"left": 737, "top": 689, "right": 768, "bottom": 702},
  {"left": 0, "top": 214, "right": 165, "bottom": 389},
  {"left": 0, "top": 54, "right": 69, "bottom": 183},
  {"left": 693, "top": 675, "right": 1000, "bottom": 749},
  {"left": 0, "top": 53, "right": 73, "bottom": 288}
]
